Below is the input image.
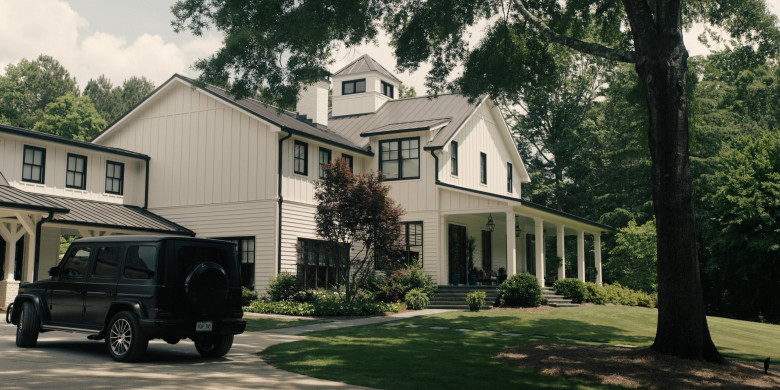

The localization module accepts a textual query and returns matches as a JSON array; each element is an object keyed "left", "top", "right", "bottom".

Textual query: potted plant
[
  {"left": 452, "top": 273, "right": 461, "bottom": 286},
  {"left": 497, "top": 267, "right": 507, "bottom": 284},
  {"left": 466, "top": 291, "right": 486, "bottom": 311},
  {"left": 469, "top": 268, "right": 479, "bottom": 286}
]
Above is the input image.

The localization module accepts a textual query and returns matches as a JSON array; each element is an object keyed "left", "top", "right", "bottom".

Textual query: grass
[
  {"left": 244, "top": 316, "right": 328, "bottom": 332},
  {"left": 262, "top": 306, "right": 780, "bottom": 390}
]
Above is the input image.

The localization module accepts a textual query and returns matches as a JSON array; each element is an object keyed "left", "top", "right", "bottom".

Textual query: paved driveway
[{"left": 0, "top": 310, "right": 449, "bottom": 389}]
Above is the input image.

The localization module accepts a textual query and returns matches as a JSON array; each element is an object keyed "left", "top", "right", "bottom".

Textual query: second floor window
[
  {"left": 66, "top": 154, "right": 87, "bottom": 190},
  {"left": 507, "top": 162, "right": 513, "bottom": 193},
  {"left": 381, "top": 81, "right": 394, "bottom": 98},
  {"left": 342, "top": 79, "right": 366, "bottom": 95},
  {"left": 22, "top": 145, "right": 45, "bottom": 184},
  {"left": 319, "top": 147, "right": 332, "bottom": 178},
  {"left": 480, "top": 152, "right": 487, "bottom": 184},
  {"left": 105, "top": 161, "right": 124, "bottom": 195},
  {"left": 294, "top": 140, "right": 308, "bottom": 175},
  {"left": 380, "top": 137, "right": 419, "bottom": 180},
  {"left": 451, "top": 141, "right": 458, "bottom": 176}
]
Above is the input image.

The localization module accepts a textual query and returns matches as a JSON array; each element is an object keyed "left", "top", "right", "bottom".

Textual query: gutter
[
  {"left": 33, "top": 211, "right": 55, "bottom": 281},
  {"left": 277, "top": 131, "right": 292, "bottom": 274},
  {"left": 143, "top": 160, "right": 150, "bottom": 209}
]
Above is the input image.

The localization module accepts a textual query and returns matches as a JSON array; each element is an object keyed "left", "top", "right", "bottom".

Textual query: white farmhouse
[{"left": 0, "top": 55, "right": 609, "bottom": 305}]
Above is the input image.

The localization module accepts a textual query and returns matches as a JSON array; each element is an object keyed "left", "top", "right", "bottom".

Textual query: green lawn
[
  {"left": 244, "top": 316, "right": 329, "bottom": 332},
  {"left": 262, "top": 306, "right": 780, "bottom": 390}
]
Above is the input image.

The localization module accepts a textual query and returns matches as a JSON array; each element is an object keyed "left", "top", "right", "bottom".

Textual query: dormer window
[
  {"left": 342, "top": 79, "right": 366, "bottom": 95},
  {"left": 381, "top": 81, "right": 394, "bottom": 98}
]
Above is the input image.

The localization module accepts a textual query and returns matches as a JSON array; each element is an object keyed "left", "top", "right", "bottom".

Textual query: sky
[{"left": 1, "top": 0, "right": 779, "bottom": 95}]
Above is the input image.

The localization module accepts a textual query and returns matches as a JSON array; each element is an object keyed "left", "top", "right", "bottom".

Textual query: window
[
  {"left": 319, "top": 147, "right": 332, "bottom": 178},
  {"left": 93, "top": 246, "right": 122, "bottom": 278},
  {"left": 451, "top": 141, "right": 458, "bottom": 176},
  {"left": 342, "top": 79, "right": 366, "bottom": 95},
  {"left": 403, "top": 222, "right": 423, "bottom": 266},
  {"left": 381, "top": 81, "right": 394, "bottom": 98},
  {"left": 60, "top": 247, "right": 91, "bottom": 278},
  {"left": 507, "top": 162, "right": 513, "bottom": 193},
  {"left": 66, "top": 154, "right": 87, "bottom": 190},
  {"left": 294, "top": 140, "right": 308, "bottom": 175},
  {"left": 341, "top": 153, "right": 354, "bottom": 172},
  {"left": 105, "top": 161, "right": 124, "bottom": 195},
  {"left": 22, "top": 145, "right": 46, "bottom": 184},
  {"left": 480, "top": 152, "right": 487, "bottom": 184},
  {"left": 379, "top": 137, "right": 420, "bottom": 180},
  {"left": 217, "top": 237, "right": 256, "bottom": 289},
  {"left": 297, "top": 238, "right": 348, "bottom": 289},
  {"left": 124, "top": 246, "right": 157, "bottom": 280}
]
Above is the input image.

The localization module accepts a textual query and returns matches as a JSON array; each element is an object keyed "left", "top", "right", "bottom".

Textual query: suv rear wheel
[
  {"left": 194, "top": 334, "right": 234, "bottom": 358},
  {"left": 16, "top": 301, "right": 40, "bottom": 347},
  {"left": 106, "top": 311, "right": 148, "bottom": 362}
]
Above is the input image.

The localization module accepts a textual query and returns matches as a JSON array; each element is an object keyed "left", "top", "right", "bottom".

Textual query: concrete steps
[
  {"left": 429, "top": 285, "right": 499, "bottom": 310},
  {"left": 542, "top": 287, "right": 580, "bottom": 307}
]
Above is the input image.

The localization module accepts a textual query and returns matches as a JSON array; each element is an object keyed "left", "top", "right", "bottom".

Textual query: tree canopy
[{"left": 32, "top": 93, "right": 106, "bottom": 141}]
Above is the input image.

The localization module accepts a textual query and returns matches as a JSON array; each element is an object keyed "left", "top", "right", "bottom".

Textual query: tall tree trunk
[{"left": 635, "top": 30, "right": 723, "bottom": 363}]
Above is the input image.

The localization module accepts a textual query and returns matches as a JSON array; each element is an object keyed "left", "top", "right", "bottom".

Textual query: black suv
[{"left": 9, "top": 236, "right": 246, "bottom": 362}]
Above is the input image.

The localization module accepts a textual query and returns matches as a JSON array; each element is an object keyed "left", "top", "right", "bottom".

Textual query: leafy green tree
[
  {"left": 398, "top": 83, "right": 417, "bottom": 98},
  {"left": 172, "top": 0, "right": 780, "bottom": 362},
  {"left": 85, "top": 75, "right": 155, "bottom": 124},
  {"left": 703, "top": 131, "right": 780, "bottom": 323},
  {"left": 0, "top": 55, "right": 79, "bottom": 129},
  {"left": 120, "top": 76, "right": 155, "bottom": 112},
  {"left": 33, "top": 93, "right": 106, "bottom": 141},
  {"left": 606, "top": 220, "right": 657, "bottom": 293}
]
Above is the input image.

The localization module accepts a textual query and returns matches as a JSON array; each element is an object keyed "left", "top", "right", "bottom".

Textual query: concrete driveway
[{"left": 0, "top": 309, "right": 449, "bottom": 389}]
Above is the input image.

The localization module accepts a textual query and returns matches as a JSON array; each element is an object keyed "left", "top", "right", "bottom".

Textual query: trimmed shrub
[
  {"left": 268, "top": 273, "right": 302, "bottom": 302},
  {"left": 245, "top": 297, "right": 402, "bottom": 316},
  {"left": 497, "top": 274, "right": 542, "bottom": 307},
  {"left": 377, "top": 265, "right": 435, "bottom": 303},
  {"left": 466, "top": 291, "right": 486, "bottom": 312},
  {"left": 405, "top": 288, "right": 430, "bottom": 310},
  {"left": 242, "top": 286, "right": 259, "bottom": 306},
  {"left": 553, "top": 278, "right": 586, "bottom": 304},
  {"left": 584, "top": 282, "right": 606, "bottom": 305},
  {"left": 600, "top": 283, "right": 658, "bottom": 308}
]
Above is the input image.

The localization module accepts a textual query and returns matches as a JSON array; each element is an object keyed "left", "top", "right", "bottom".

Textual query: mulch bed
[{"left": 497, "top": 343, "right": 779, "bottom": 389}]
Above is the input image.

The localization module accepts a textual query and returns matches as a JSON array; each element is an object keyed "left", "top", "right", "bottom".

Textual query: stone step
[
  {"left": 549, "top": 303, "right": 580, "bottom": 308},
  {"left": 427, "top": 304, "right": 493, "bottom": 310}
]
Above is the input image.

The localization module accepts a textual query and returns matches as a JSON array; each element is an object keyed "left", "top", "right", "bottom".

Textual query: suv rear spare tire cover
[{"left": 184, "top": 262, "right": 229, "bottom": 314}]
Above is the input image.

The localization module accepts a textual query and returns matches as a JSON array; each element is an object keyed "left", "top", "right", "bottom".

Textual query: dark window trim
[
  {"left": 66, "top": 153, "right": 88, "bottom": 190},
  {"left": 507, "top": 162, "right": 513, "bottom": 193},
  {"left": 404, "top": 221, "right": 424, "bottom": 267},
  {"left": 22, "top": 145, "right": 46, "bottom": 184},
  {"left": 379, "top": 136, "right": 421, "bottom": 181},
  {"left": 341, "top": 78, "right": 367, "bottom": 95},
  {"left": 319, "top": 147, "right": 332, "bottom": 179},
  {"left": 294, "top": 140, "right": 309, "bottom": 176},
  {"left": 341, "top": 153, "right": 354, "bottom": 172},
  {"left": 105, "top": 160, "right": 124, "bottom": 195},
  {"left": 451, "top": 141, "right": 458, "bottom": 176},
  {"left": 381, "top": 81, "right": 394, "bottom": 98},
  {"left": 480, "top": 152, "right": 487, "bottom": 185}
]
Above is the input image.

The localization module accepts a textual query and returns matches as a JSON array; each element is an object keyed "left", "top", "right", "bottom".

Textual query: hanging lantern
[{"left": 486, "top": 213, "right": 496, "bottom": 232}]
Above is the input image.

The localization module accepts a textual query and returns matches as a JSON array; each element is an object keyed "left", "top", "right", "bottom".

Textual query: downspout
[
  {"left": 33, "top": 211, "right": 55, "bottom": 281},
  {"left": 143, "top": 159, "right": 150, "bottom": 209},
  {"left": 277, "top": 131, "right": 292, "bottom": 274},
  {"left": 429, "top": 149, "right": 440, "bottom": 183}
]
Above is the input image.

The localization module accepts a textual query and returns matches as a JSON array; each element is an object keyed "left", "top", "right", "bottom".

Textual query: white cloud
[{"left": 0, "top": 0, "right": 221, "bottom": 89}]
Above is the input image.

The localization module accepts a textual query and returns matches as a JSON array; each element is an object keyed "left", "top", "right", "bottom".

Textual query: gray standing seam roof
[
  {"left": 361, "top": 118, "right": 452, "bottom": 136},
  {"left": 333, "top": 54, "right": 402, "bottom": 83},
  {"left": 0, "top": 185, "right": 70, "bottom": 213}
]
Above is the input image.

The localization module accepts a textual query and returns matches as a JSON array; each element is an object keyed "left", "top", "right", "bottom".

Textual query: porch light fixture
[{"left": 486, "top": 214, "right": 496, "bottom": 232}]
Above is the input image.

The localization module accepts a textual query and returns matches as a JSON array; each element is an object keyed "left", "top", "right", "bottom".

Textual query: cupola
[{"left": 331, "top": 54, "right": 402, "bottom": 117}]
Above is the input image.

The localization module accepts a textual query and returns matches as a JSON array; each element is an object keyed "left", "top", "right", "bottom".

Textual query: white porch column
[
  {"left": 506, "top": 210, "right": 516, "bottom": 276},
  {"left": 3, "top": 236, "right": 16, "bottom": 281},
  {"left": 0, "top": 222, "right": 25, "bottom": 281},
  {"left": 556, "top": 224, "right": 566, "bottom": 280},
  {"left": 534, "top": 218, "right": 545, "bottom": 286},
  {"left": 577, "top": 230, "right": 585, "bottom": 282},
  {"left": 594, "top": 233, "right": 603, "bottom": 286}
]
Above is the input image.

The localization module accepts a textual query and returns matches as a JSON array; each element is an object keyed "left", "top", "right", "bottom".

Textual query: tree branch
[{"left": 513, "top": 0, "right": 637, "bottom": 63}]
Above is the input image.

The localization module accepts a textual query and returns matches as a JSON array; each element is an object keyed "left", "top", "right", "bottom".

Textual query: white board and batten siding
[
  {"left": 403, "top": 211, "right": 441, "bottom": 284},
  {"left": 0, "top": 133, "right": 146, "bottom": 206}
]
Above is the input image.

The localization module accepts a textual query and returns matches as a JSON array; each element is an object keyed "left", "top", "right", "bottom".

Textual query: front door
[
  {"left": 482, "top": 230, "right": 492, "bottom": 272},
  {"left": 448, "top": 224, "right": 467, "bottom": 285}
]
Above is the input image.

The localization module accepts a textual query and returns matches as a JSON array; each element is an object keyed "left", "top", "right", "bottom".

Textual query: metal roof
[
  {"left": 0, "top": 185, "right": 70, "bottom": 213},
  {"left": 0, "top": 124, "right": 149, "bottom": 161},
  {"left": 329, "top": 94, "right": 484, "bottom": 149},
  {"left": 76, "top": 235, "right": 227, "bottom": 243},
  {"left": 333, "top": 54, "right": 402, "bottom": 83},
  {"left": 361, "top": 118, "right": 451, "bottom": 137}
]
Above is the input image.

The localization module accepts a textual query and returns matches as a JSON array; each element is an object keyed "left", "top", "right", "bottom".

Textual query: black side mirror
[{"left": 48, "top": 266, "right": 59, "bottom": 277}]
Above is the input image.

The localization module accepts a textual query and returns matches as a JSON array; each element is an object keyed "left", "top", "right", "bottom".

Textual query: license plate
[{"left": 196, "top": 321, "right": 213, "bottom": 332}]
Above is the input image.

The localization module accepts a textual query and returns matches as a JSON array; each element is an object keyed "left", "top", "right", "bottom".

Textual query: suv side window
[
  {"left": 124, "top": 245, "right": 157, "bottom": 280},
  {"left": 93, "top": 246, "right": 122, "bottom": 279},
  {"left": 60, "top": 247, "right": 91, "bottom": 278}
]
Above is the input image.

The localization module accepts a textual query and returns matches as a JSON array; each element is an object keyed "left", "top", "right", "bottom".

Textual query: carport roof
[{"left": 0, "top": 184, "right": 69, "bottom": 214}]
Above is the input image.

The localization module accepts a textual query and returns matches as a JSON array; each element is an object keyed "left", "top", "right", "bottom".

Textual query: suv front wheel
[
  {"left": 16, "top": 301, "right": 41, "bottom": 347},
  {"left": 106, "top": 311, "right": 148, "bottom": 362},
  {"left": 194, "top": 334, "right": 234, "bottom": 358}
]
